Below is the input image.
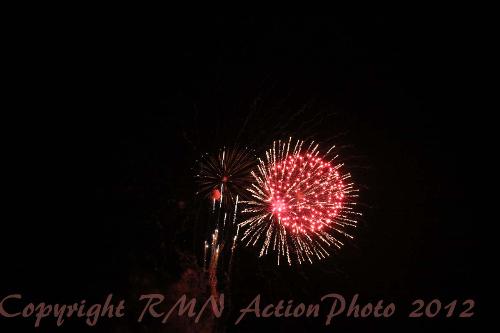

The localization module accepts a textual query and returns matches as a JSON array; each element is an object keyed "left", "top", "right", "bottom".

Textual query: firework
[
  {"left": 240, "top": 138, "right": 360, "bottom": 265},
  {"left": 197, "top": 148, "right": 246, "bottom": 296},
  {"left": 196, "top": 147, "right": 256, "bottom": 207},
  {"left": 203, "top": 195, "right": 241, "bottom": 278}
]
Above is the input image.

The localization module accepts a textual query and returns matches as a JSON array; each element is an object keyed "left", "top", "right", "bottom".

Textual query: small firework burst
[
  {"left": 240, "top": 138, "right": 360, "bottom": 265},
  {"left": 196, "top": 147, "right": 256, "bottom": 207},
  {"left": 196, "top": 147, "right": 252, "bottom": 294}
]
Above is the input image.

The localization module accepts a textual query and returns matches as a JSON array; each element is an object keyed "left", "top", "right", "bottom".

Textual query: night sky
[{"left": 2, "top": 14, "right": 489, "bottom": 332}]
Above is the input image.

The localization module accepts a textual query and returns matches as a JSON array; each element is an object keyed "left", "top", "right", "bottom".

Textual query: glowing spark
[{"left": 203, "top": 240, "right": 208, "bottom": 270}]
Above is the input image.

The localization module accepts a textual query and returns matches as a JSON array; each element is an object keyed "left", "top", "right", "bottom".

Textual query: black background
[{"left": 2, "top": 14, "right": 490, "bottom": 332}]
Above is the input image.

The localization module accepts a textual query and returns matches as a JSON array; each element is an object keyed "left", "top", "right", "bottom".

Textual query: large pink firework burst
[{"left": 240, "top": 138, "right": 360, "bottom": 265}]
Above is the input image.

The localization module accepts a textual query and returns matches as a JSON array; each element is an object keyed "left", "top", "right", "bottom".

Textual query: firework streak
[
  {"left": 195, "top": 147, "right": 255, "bottom": 302},
  {"left": 240, "top": 138, "right": 360, "bottom": 265},
  {"left": 203, "top": 193, "right": 240, "bottom": 299}
]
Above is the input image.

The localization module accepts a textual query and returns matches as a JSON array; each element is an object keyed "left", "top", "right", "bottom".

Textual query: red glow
[
  {"left": 211, "top": 188, "right": 221, "bottom": 201},
  {"left": 266, "top": 153, "right": 344, "bottom": 233}
]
